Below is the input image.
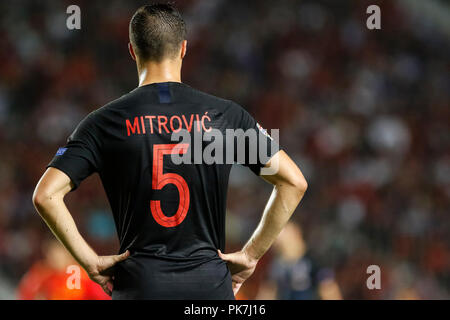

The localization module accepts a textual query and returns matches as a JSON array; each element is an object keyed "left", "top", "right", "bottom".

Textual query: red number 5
[{"left": 151, "top": 144, "right": 190, "bottom": 227}]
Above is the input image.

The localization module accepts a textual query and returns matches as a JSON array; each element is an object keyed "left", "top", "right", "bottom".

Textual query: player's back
[
  {"left": 106, "top": 82, "right": 235, "bottom": 299},
  {"left": 67, "top": 81, "right": 255, "bottom": 299},
  {"left": 49, "top": 81, "right": 271, "bottom": 299}
]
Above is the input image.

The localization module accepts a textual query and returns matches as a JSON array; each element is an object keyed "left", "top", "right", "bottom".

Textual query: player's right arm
[
  {"left": 32, "top": 167, "right": 130, "bottom": 296},
  {"left": 32, "top": 113, "right": 129, "bottom": 296},
  {"left": 219, "top": 150, "right": 307, "bottom": 295}
]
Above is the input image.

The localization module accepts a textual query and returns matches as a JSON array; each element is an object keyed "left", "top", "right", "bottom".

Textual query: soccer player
[
  {"left": 32, "top": 3, "right": 308, "bottom": 300},
  {"left": 17, "top": 238, "right": 110, "bottom": 300}
]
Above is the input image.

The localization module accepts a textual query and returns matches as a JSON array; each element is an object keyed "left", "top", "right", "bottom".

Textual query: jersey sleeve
[
  {"left": 47, "top": 113, "right": 103, "bottom": 191},
  {"left": 228, "top": 101, "right": 280, "bottom": 175}
]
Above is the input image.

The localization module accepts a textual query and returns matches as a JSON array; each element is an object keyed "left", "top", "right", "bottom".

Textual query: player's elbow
[
  {"left": 32, "top": 186, "right": 53, "bottom": 212},
  {"left": 32, "top": 187, "right": 46, "bottom": 211},
  {"left": 291, "top": 174, "right": 308, "bottom": 196}
]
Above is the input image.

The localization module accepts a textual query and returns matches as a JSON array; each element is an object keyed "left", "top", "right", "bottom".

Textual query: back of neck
[{"left": 138, "top": 60, "right": 182, "bottom": 87}]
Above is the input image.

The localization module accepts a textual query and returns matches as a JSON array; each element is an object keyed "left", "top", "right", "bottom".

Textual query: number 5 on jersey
[{"left": 151, "top": 144, "right": 190, "bottom": 227}]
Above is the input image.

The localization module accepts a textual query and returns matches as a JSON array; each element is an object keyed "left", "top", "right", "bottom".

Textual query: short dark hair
[{"left": 129, "top": 3, "right": 187, "bottom": 62}]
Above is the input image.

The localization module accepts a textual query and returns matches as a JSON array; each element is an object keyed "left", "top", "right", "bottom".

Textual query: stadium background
[{"left": 0, "top": 0, "right": 448, "bottom": 299}]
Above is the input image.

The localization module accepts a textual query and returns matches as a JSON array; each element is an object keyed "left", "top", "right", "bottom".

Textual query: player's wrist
[
  {"left": 242, "top": 246, "right": 260, "bottom": 266},
  {"left": 82, "top": 254, "right": 101, "bottom": 277}
]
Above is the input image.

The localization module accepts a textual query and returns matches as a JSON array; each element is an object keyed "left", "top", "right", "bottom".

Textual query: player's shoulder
[
  {"left": 96, "top": 90, "right": 138, "bottom": 114},
  {"left": 81, "top": 90, "right": 137, "bottom": 121},
  {"left": 179, "top": 85, "right": 256, "bottom": 130},
  {"left": 181, "top": 84, "right": 247, "bottom": 115},
  {"left": 178, "top": 84, "right": 230, "bottom": 106}
]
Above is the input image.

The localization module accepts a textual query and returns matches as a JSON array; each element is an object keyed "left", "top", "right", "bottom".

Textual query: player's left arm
[{"left": 32, "top": 167, "right": 129, "bottom": 296}]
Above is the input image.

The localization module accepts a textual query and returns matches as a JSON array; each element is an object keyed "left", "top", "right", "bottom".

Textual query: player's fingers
[
  {"left": 103, "top": 250, "right": 130, "bottom": 269},
  {"left": 232, "top": 282, "right": 242, "bottom": 295},
  {"left": 218, "top": 249, "right": 226, "bottom": 259},
  {"left": 99, "top": 279, "right": 112, "bottom": 296},
  {"left": 114, "top": 250, "right": 130, "bottom": 263},
  {"left": 102, "top": 284, "right": 112, "bottom": 296},
  {"left": 107, "top": 279, "right": 114, "bottom": 294},
  {"left": 217, "top": 250, "right": 233, "bottom": 262}
]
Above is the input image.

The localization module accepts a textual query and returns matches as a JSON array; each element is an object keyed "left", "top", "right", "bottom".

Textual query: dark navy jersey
[{"left": 47, "top": 82, "right": 278, "bottom": 299}]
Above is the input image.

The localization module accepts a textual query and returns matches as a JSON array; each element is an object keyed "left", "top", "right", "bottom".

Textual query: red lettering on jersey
[
  {"left": 145, "top": 116, "right": 155, "bottom": 134},
  {"left": 140, "top": 116, "right": 146, "bottom": 134},
  {"left": 158, "top": 116, "right": 170, "bottom": 134},
  {"left": 126, "top": 117, "right": 141, "bottom": 136},
  {"left": 127, "top": 113, "right": 212, "bottom": 136},
  {"left": 182, "top": 115, "right": 194, "bottom": 132},
  {"left": 170, "top": 116, "right": 182, "bottom": 133}
]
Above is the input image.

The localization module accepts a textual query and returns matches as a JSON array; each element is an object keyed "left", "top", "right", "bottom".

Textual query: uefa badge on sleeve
[{"left": 56, "top": 148, "right": 68, "bottom": 156}]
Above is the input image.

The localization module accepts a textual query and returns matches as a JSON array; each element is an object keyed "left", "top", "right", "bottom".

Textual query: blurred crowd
[{"left": 0, "top": 0, "right": 449, "bottom": 299}]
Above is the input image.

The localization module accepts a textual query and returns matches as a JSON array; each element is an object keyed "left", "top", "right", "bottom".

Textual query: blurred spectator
[
  {"left": 256, "top": 222, "right": 342, "bottom": 300},
  {"left": 17, "top": 238, "right": 109, "bottom": 300}
]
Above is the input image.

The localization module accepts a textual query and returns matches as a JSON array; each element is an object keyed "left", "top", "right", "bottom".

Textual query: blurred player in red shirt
[{"left": 17, "top": 239, "right": 110, "bottom": 300}]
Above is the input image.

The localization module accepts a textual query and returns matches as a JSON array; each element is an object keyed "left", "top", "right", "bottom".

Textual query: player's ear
[
  {"left": 180, "top": 40, "right": 187, "bottom": 59},
  {"left": 129, "top": 42, "right": 137, "bottom": 61}
]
